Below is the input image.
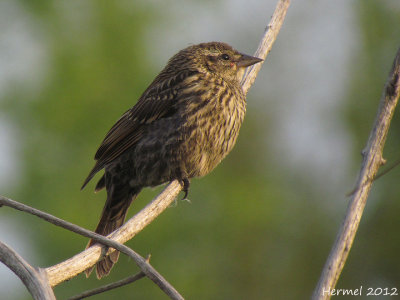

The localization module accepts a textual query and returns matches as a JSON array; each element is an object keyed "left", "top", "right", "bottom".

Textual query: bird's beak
[{"left": 236, "top": 54, "right": 263, "bottom": 68}]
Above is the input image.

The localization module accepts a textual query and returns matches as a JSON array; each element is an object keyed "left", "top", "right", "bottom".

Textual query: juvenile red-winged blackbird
[{"left": 82, "top": 42, "right": 262, "bottom": 278}]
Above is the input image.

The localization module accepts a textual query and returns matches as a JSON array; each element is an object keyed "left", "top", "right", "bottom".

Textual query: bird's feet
[{"left": 180, "top": 178, "right": 190, "bottom": 200}]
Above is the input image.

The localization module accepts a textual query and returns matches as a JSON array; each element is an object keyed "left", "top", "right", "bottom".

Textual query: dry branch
[
  {"left": 312, "top": 46, "right": 400, "bottom": 299},
  {"left": 241, "top": 0, "right": 290, "bottom": 95},
  {"left": 0, "top": 241, "right": 56, "bottom": 300},
  {"left": 0, "top": 195, "right": 184, "bottom": 300},
  {"left": 45, "top": 180, "right": 182, "bottom": 286}
]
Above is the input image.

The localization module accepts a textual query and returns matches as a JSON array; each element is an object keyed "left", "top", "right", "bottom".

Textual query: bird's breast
[{"left": 180, "top": 78, "right": 246, "bottom": 177}]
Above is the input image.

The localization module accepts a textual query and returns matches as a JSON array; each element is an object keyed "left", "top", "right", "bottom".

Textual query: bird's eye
[{"left": 221, "top": 54, "right": 230, "bottom": 60}]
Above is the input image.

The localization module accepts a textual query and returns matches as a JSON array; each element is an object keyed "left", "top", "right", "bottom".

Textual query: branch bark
[
  {"left": 0, "top": 241, "right": 56, "bottom": 300},
  {"left": 43, "top": 0, "right": 291, "bottom": 288},
  {"left": 312, "top": 46, "right": 400, "bottom": 299},
  {"left": 0, "top": 195, "right": 184, "bottom": 300}
]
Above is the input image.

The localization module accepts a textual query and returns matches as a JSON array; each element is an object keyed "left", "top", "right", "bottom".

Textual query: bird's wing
[{"left": 81, "top": 70, "right": 198, "bottom": 190}]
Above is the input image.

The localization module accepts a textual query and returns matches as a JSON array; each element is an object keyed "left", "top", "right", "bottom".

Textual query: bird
[{"left": 82, "top": 41, "right": 262, "bottom": 278}]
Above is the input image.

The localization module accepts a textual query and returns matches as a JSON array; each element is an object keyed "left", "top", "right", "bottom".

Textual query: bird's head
[{"left": 170, "top": 42, "right": 263, "bottom": 84}]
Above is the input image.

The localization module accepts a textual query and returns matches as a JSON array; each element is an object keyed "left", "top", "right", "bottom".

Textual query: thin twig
[
  {"left": 0, "top": 195, "right": 184, "bottom": 300},
  {"left": 0, "top": 241, "right": 56, "bottom": 300},
  {"left": 312, "top": 46, "right": 400, "bottom": 299},
  {"left": 374, "top": 156, "right": 400, "bottom": 181},
  {"left": 241, "top": 0, "right": 290, "bottom": 95},
  {"left": 68, "top": 272, "right": 145, "bottom": 300}
]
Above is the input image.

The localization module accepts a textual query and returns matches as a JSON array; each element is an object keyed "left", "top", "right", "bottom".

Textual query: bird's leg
[{"left": 179, "top": 178, "right": 190, "bottom": 200}]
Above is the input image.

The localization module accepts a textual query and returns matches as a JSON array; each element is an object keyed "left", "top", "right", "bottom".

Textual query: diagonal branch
[
  {"left": 68, "top": 272, "right": 145, "bottom": 300},
  {"left": 0, "top": 192, "right": 184, "bottom": 300},
  {"left": 312, "top": 46, "right": 400, "bottom": 299},
  {"left": 45, "top": 180, "right": 182, "bottom": 286},
  {"left": 241, "top": 0, "right": 290, "bottom": 95}
]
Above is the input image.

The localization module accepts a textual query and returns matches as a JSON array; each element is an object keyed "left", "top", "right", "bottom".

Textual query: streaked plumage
[{"left": 82, "top": 42, "right": 262, "bottom": 278}]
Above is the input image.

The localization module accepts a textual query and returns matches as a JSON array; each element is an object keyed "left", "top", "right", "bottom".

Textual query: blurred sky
[{"left": 1, "top": 0, "right": 399, "bottom": 299}]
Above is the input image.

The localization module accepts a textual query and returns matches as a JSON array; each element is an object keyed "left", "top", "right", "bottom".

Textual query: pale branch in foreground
[
  {"left": 312, "top": 46, "right": 400, "bottom": 300},
  {"left": 0, "top": 241, "right": 56, "bottom": 300},
  {"left": 46, "top": 180, "right": 182, "bottom": 287},
  {"left": 0, "top": 195, "right": 184, "bottom": 300}
]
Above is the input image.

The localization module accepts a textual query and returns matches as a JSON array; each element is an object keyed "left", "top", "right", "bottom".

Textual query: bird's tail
[{"left": 85, "top": 188, "right": 139, "bottom": 279}]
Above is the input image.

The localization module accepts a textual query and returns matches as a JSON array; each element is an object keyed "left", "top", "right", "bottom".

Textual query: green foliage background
[{"left": 1, "top": 1, "right": 399, "bottom": 299}]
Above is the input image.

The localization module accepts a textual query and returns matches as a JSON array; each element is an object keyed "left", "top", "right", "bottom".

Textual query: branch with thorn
[{"left": 313, "top": 45, "right": 400, "bottom": 300}]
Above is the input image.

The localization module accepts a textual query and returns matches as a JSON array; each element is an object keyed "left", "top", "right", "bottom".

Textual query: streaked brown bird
[{"left": 82, "top": 42, "right": 262, "bottom": 278}]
